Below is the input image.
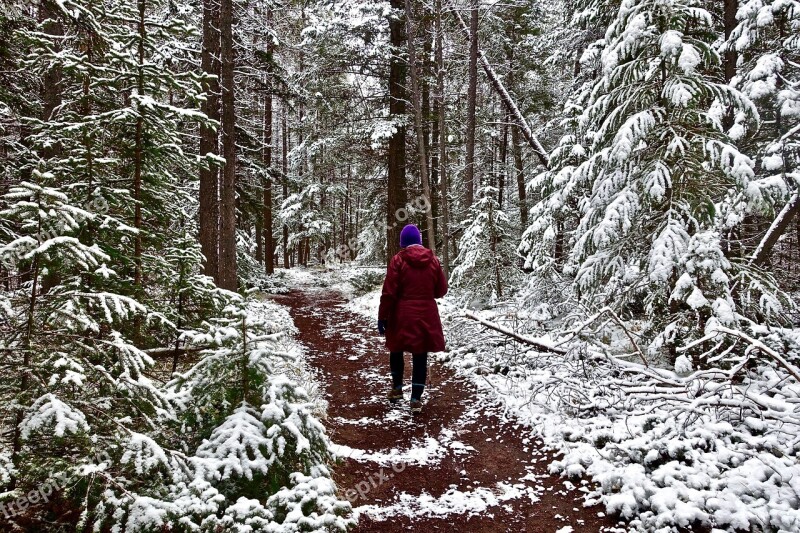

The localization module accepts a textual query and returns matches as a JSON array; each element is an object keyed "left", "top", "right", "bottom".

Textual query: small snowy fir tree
[
  {"left": 452, "top": 186, "right": 519, "bottom": 303},
  {"left": 102, "top": 299, "right": 354, "bottom": 531}
]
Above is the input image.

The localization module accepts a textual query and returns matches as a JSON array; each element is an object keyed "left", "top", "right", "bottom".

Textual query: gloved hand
[{"left": 377, "top": 319, "right": 387, "bottom": 336}]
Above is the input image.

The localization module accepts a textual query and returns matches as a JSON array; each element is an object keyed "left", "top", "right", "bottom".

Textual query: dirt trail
[{"left": 274, "top": 289, "right": 624, "bottom": 532}]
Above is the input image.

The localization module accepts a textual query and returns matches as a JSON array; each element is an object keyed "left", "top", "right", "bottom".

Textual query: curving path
[{"left": 273, "top": 289, "right": 625, "bottom": 533}]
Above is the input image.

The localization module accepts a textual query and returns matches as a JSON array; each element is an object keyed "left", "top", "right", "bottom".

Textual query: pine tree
[
  {"left": 521, "top": 0, "right": 792, "bottom": 363},
  {"left": 104, "top": 299, "right": 355, "bottom": 531},
  {"left": 452, "top": 186, "right": 519, "bottom": 302},
  {"left": 729, "top": 0, "right": 800, "bottom": 269}
]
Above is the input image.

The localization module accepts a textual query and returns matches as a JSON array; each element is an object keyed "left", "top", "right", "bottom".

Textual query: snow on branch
[
  {"left": 710, "top": 325, "right": 800, "bottom": 383},
  {"left": 462, "top": 310, "right": 566, "bottom": 354}
]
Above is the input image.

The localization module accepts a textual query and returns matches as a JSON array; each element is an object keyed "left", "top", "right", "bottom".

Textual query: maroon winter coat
[{"left": 378, "top": 245, "right": 448, "bottom": 353}]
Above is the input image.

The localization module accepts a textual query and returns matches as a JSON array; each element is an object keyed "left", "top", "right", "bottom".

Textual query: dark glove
[{"left": 377, "top": 319, "right": 387, "bottom": 336}]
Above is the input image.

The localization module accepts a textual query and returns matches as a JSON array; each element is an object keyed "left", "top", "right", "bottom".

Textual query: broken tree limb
[
  {"left": 463, "top": 310, "right": 566, "bottom": 354},
  {"left": 450, "top": 6, "right": 550, "bottom": 168},
  {"left": 712, "top": 325, "right": 800, "bottom": 384},
  {"left": 564, "top": 307, "right": 650, "bottom": 367},
  {"left": 750, "top": 191, "right": 800, "bottom": 267}
]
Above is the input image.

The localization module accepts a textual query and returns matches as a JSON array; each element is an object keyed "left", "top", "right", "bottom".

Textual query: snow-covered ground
[{"left": 291, "top": 264, "right": 800, "bottom": 533}]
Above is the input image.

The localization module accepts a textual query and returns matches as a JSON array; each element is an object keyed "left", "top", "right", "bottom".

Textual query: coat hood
[{"left": 400, "top": 245, "right": 435, "bottom": 268}]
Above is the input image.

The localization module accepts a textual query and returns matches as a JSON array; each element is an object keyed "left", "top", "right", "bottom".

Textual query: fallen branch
[
  {"left": 463, "top": 310, "right": 566, "bottom": 354},
  {"left": 712, "top": 325, "right": 800, "bottom": 383},
  {"left": 750, "top": 192, "right": 800, "bottom": 267},
  {"left": 144, "top": 346, "right": 205, "bottom": 357},
  {"left": 449, "top": 6, "right": 550, "bottom": 168},
  {"left": 565, "top": 307, "right": 649, "bottom": 367}
]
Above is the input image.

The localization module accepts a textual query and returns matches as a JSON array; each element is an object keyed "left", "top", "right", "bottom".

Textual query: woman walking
[{"left": 378, "top": 224, "right": 448, "bottom": 413}]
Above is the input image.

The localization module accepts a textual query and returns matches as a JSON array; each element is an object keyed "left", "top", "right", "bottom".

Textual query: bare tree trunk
[
  {"left": 282, "top": 108, "right": 290, "bottom": 269},
  {"left": 723, "top": 0, "right": 738, "bottom": 129},
  {"left": 39, "top": 1, "right": 63, "bottom": 293},
  {"left": 134, "top": 0, "right": 146, "bottom": 293},
  {"left": 430, "top": 81, "right": 440, "bottom": 240},
  {"left": 423, "top": 11, "right": 437, "bottom": 240},
  {"left": 263, "top": 10, "right": 274, "bottom": 275},
  {"left": 255, "top": 220, "right": 263, "bottom": 263},
  {"left": 218, "top": 0, "right": 237, "bottom": 291},
  {"left": 751, "top": 194, "right": 800, "bottom": 267},
  {"left": 387, "top": 0, "right": 408, "bottom": 260},
  {"left": 436, "top": 0, "right": 450, "bottom": 275},
  {"left": 199, "top": 0, "right": 220, "bottom": 281},
  {"left": 723, "top": 0, "right": 738, "bottom": 83},
  {"left": 505, "top": 50, "right": 528, "bottom": 229},
  {"left": 499, "top": 112, "right": 509, "bottom": 209},
  {"left": 40, "top": 2, "right": 61, "bottom": 148},
  {"left": 405, "top": 0, "right": 436, "bottom": 256},
  {"left": 464, "top": 0, "right": 479, "bottom": 208},
  {"left": 512, "top": 124, "right": 527, "bottom": 228}
]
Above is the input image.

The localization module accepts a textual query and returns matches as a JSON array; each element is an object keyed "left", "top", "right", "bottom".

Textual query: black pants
[{"left": 390, "top": 352, "right": 428, "bottom": 400}]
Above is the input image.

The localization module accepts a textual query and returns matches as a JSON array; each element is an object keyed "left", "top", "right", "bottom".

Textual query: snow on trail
[{"left": 272, "top": 277, "right": 627, "bottom": 532}]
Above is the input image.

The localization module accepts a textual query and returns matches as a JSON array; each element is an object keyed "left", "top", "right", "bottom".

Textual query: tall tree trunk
[
  {"left": 134, "top": 0, "right": 146, "bottom": 292},
  {"left": 430, "top": 79, "right": 440, "bottom": 240},
  {"left": 435, "top": 0, "right": 450, "bottom": 275},
  {"left": 387, "top": 0, "right": 408, "bottom": 260},
  {"left": 723, "top": 0, "right": 738, "bottom": 83},
  {"left": 723, "top": 0, "right": 738, "bottom": 129},
  {"left": 499, "top": 112, "right": 509, "bottom": 209},
  {"left": 40, "top": 1, "right": 63, "bottom": 293},
  {"left": 405, "top": 0, "right": 436, "bottom": 256},
  {"left": 199, "top": 0, "right": 220, "bottom": 281},
  {"left": 218, "top": 0, "right": 237, "bottom": 291},
  {"left": 282, "top": 107, "right": 290, "bottom": 269},
  {"left": 423, "top": 11, "right": 437, "bottom": 240},
  {"left": 464, "top": 0, "right": 479, "bottom": 208},
  {"left": 506, "top": 52, "right": 527, "bottom": 229},
  {"left": 263, "top": 10, "right": 274, "bottom": 275},
  {"left": 40, "top": 1, "right": 62, "bottom": 152},
  {"left": 297, "top": 101, "right": 306, "bottom": 266},
  {"left": 512, "top": 124, "right": 527, "bottom": 228}
]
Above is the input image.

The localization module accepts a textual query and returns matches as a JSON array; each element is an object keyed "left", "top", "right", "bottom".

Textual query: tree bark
[
  {"left": 512, "top": 123, "right": 527, "bottom": 228},
  {"left": 723, "top": 0, "right": 738, "bottom": 130},
  {"left": 263, "top": 90, "right": 274, "bottom": 274},
  {"left": 506, "top": 52, "right": 527, "bottom": 229},
  {"left": 387, "top": 0, "right": 408, "bottom": 260},
  {"left": 499, "top": 112, "right": 509, "bottom": 209},
  {"left": 435, "top": 0, "right": 450, "bottom": 275},
  {"left": 751, "top": 193, "right": 800, "bottom": 267},
  {"left": 263, "top": 10, "right": 274, "bottom": 275},
  {"left": 134, "top": 0, "right": 146, "bottom": 296},
  {"left": 405, "top": 0, "right": 436, "bottom": 256},
  {"left": 723, "top": 0, "right": 738, "bottom": 84},
  {"left": 199, "top": 0, "right": 220, "bottom": 281},
  {"left": 464, "top": 0, "right": 478, "bottom": 208},
  {"left": 282, "top": 107, "right": 290, "bottom": 269},
  {"left": 39, "top": 1, "right": 62, "bottom": 151},
  {"left": 218, "top": 0, "right": 237, "bottom": 291}
]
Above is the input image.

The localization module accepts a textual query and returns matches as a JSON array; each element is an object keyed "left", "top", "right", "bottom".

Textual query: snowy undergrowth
[
  {"left": 339, "top": 269, "right": 800, "bottom": 532},
  {"left": 443, "top": 308, "right": 800, "bottom": 532},
  {"left": 99, "top": 295, "right": 354, "bottom": 532}
]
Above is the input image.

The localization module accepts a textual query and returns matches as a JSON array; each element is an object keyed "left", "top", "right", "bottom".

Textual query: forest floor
[{"left": 272, "top": 285, "right": 629, "bottom": 532}]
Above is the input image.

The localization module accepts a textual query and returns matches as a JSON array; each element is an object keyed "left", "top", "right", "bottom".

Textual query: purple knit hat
[{"left": 399, "top": 224, "right": 422, "bottom": 248}]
